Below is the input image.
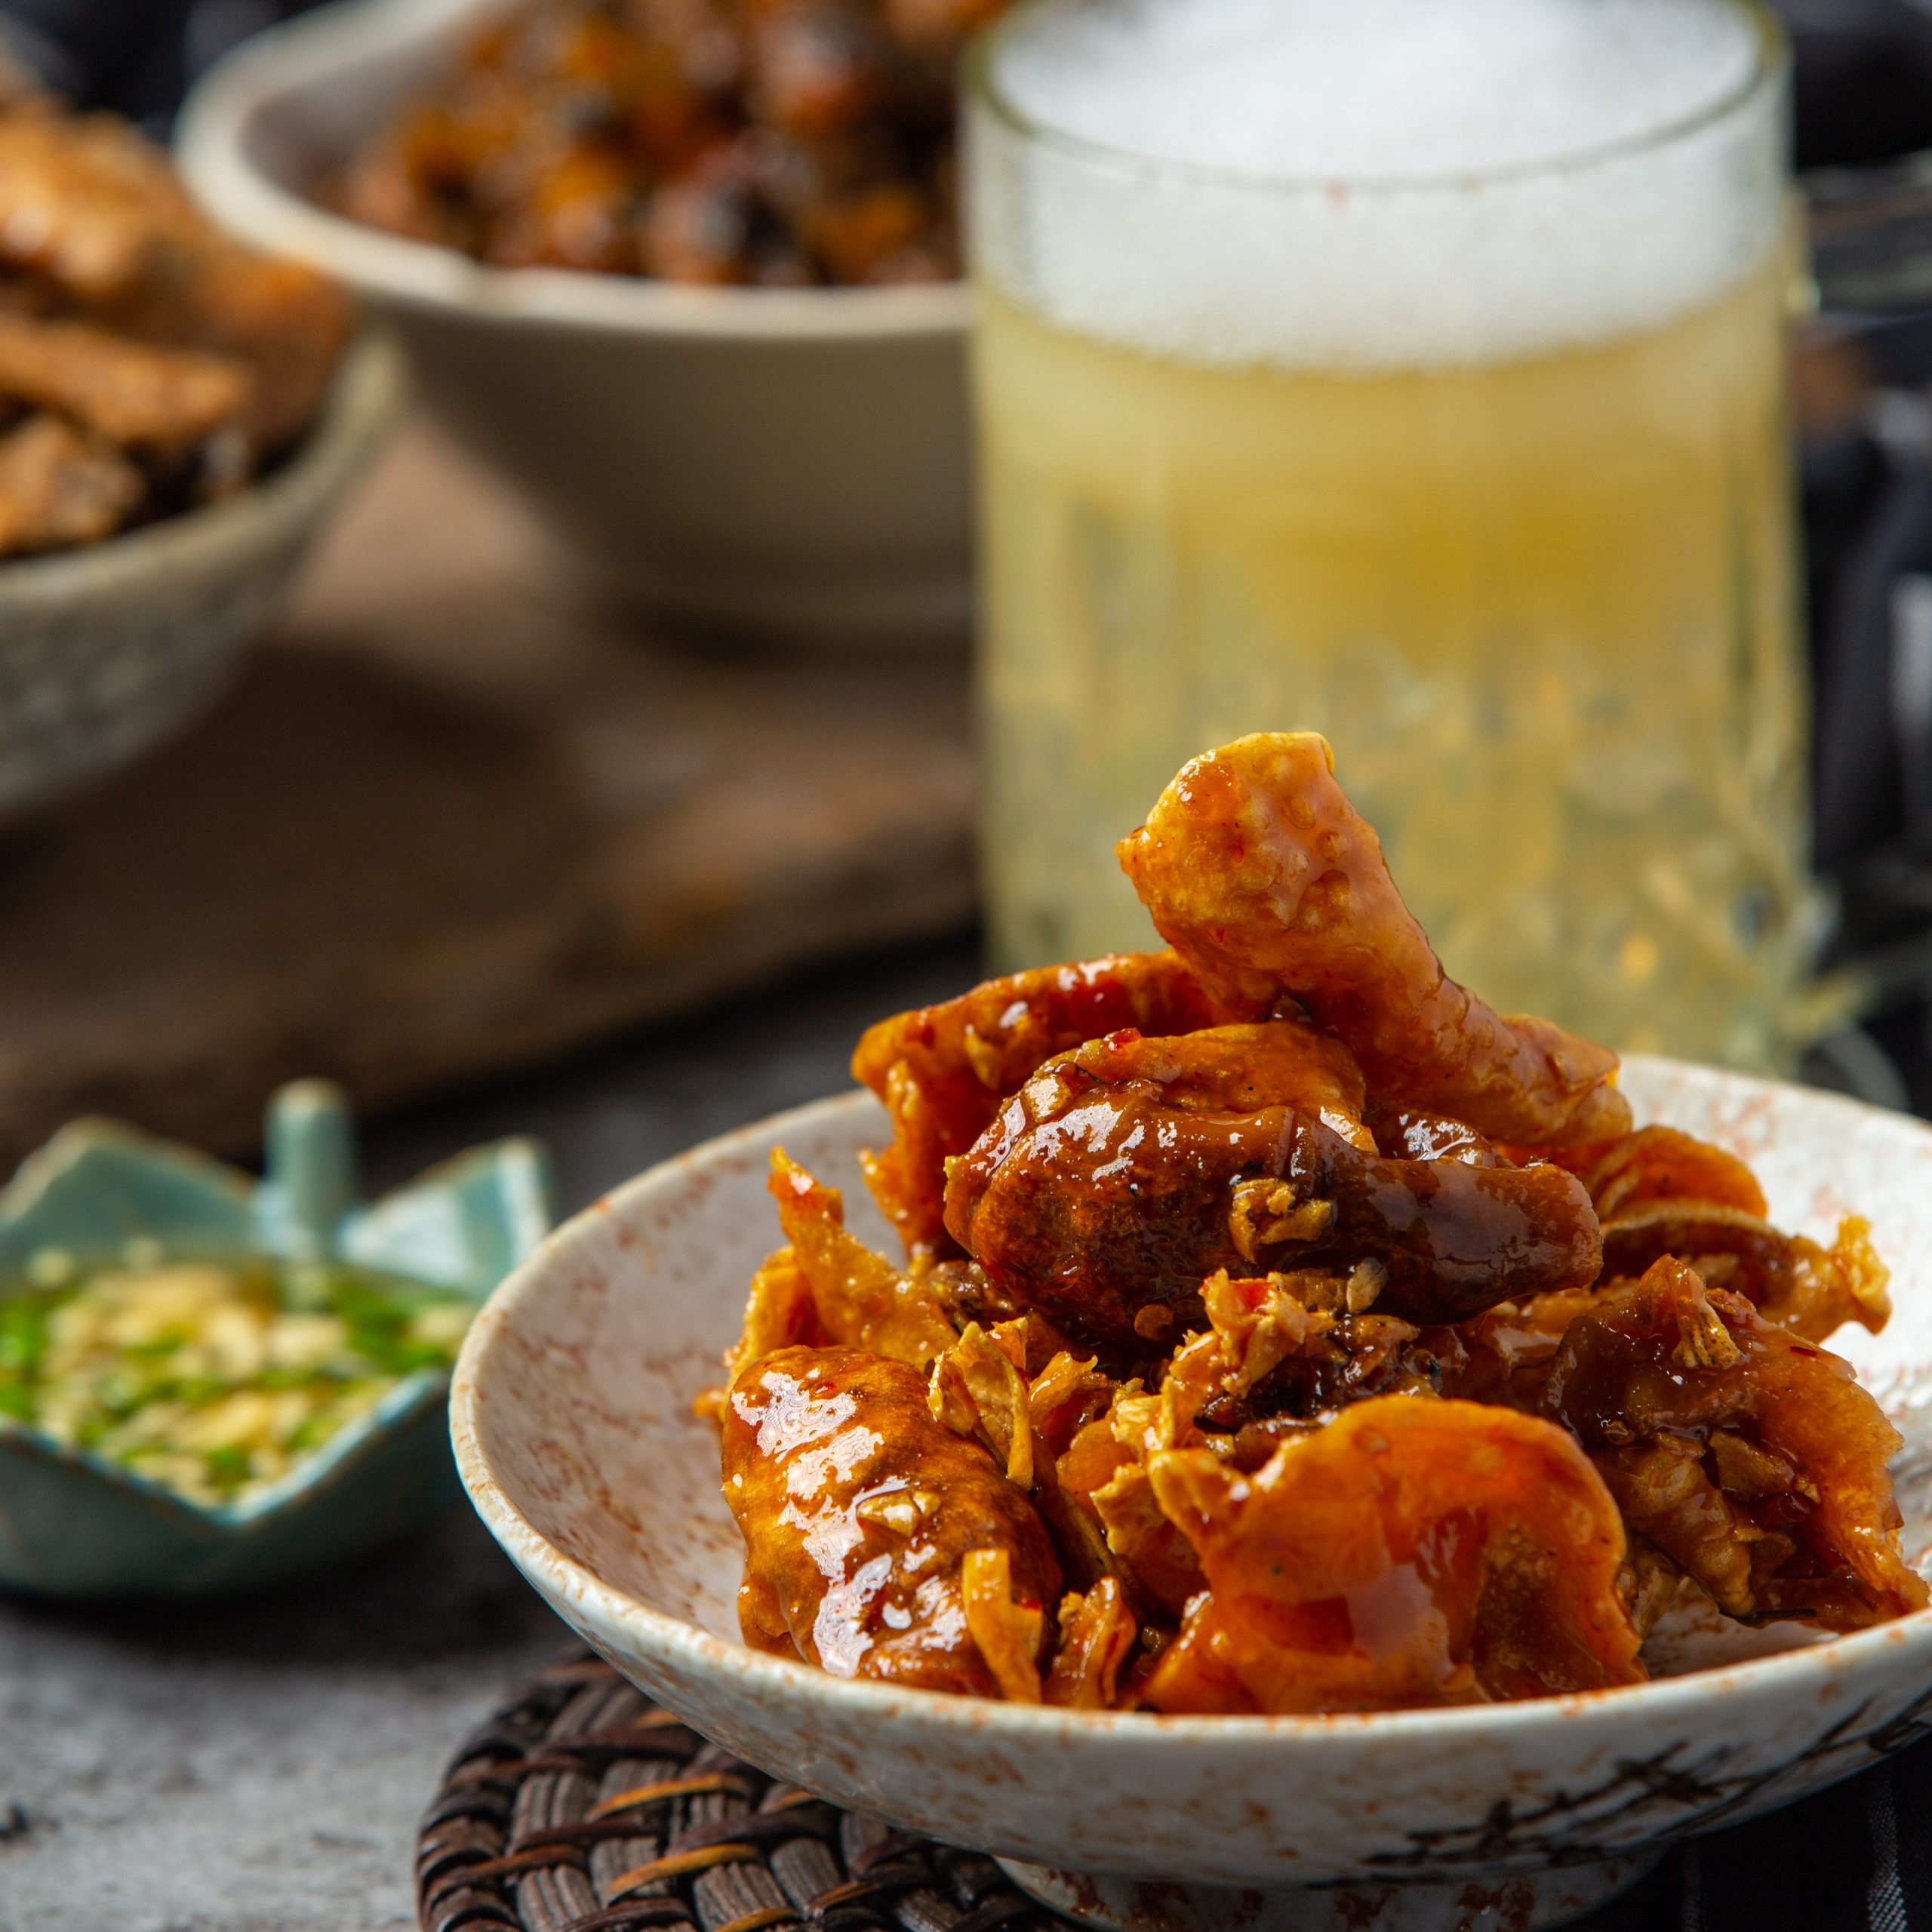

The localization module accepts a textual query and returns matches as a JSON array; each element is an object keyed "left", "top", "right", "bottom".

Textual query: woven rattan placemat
[{"left": 415, "top": 1656, "right": 1063, "bottom": 1932}]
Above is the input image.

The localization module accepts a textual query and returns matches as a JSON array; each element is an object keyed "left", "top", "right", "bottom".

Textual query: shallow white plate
[{"left": 451, "top": 1059, "right": 1932, "bottom": 1927}]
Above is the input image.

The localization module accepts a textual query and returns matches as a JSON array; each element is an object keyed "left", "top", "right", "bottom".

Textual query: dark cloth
[
  {"left": 1573, "top": 1743, "right": 1932, "bottom": 1931},
  {"left": 0, "top": 0, "right": 309, "bottom": 131},
  {"left": 0, "top": 0, "right": 196, "bottom": 127}
]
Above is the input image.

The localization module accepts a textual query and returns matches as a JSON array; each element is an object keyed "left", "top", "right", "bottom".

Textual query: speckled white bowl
[{"left": 452, "top": 1060, "right": 1932, "bottom": 1932}]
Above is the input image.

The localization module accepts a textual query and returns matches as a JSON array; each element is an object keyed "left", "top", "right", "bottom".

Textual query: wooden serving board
[{"left": 0, "top": 420, "right": 975, "bottom": 1167}]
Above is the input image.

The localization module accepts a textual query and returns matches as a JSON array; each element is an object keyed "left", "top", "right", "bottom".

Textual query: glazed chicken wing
[
  {"left": 945, "top": 1034, "right": 1601, "bottom": 1351},
  {"left": 1140, "top": 1397, "right": 1644, "bottom": 1712},
  {"left": 1117, "top": 734, "right": 1632, "bottom": 1146},
  {"left": 1541, "top": 1258, "right": 1924, "bottom": 1630},
  {"left": 851, "top": 950, "right": 1243, "bottom": 1256},
  {"left": 721, "top": 1345, "right": 1062, "bottom": 1697}
]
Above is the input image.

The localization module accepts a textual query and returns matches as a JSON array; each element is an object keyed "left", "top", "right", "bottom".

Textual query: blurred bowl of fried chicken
[
  {"left": 178, "top": 0, "right": 991, "bottom": 648},
  {"left": 451, "top": 734, "right": 1932, "bottom": 1927},
  {"left": 0, "top": 87, "right": 386, "bottom": 826}
]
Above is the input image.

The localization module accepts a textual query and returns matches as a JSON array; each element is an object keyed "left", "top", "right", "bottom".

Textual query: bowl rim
[
  {"left": 451, "top": 1059, "right": 1932, "bottom": 1746},
  {"left": 0, "top": 326, "right": 401, "bottom": 614},
  {"left": 175, "top": 0, "right": 971, "bottom": 344}
]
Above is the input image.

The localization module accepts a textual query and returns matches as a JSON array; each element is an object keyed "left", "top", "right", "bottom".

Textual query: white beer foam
[{"left": 972, "top": 0, "right": 1784, "bottom": 369}]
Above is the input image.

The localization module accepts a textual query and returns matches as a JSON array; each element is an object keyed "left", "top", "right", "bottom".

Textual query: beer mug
[{"left": 968, "top": 0, "right": 1813, "bottom": 1070}]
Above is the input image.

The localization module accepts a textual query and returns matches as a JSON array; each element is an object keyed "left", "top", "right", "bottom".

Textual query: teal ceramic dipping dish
[{"left": 0, "top": 1081, "right": 550, "bottom": 1599}]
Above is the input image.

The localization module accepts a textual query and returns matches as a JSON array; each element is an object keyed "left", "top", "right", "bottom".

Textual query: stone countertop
[{"left": 0, "top": 940, "right": 977, "bottom": 1932}]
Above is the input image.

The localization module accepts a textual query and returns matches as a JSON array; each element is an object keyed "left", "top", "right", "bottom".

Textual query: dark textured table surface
[{"left": 0, "top": 939, "right": 978, "bottom": 1932}]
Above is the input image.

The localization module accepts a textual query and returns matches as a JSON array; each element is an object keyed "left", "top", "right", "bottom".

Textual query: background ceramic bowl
[
  {"left": 0, "top": 1079, "right": 549, "bottom": 1598},
  {"left": 176, "top": 0, "right": 973, "bottom": 650},
  {"left": 0, "top": 331, "right": 398, "bottom": 828},
  {"left": 453, "top": 1060, "right": 1932, "bottom": 1932}
]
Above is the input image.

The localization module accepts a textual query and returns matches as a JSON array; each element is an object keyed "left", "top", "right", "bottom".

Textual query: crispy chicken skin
[
  {"left": 1595, "top": 1209, "right": 1890, "bottom": 1344},
  {"left": 945, "top": 1035, "right": 1602, "bottom": 1350},
  {"left": 1058, "top": 1022, "right": 1373, "bottom": 1149},
  {"left": 1117, "top": 734, "right": 1632, "bottom": 1146},
  {"left": 721, "top": 1345, "right": 1061, "bottom": 1697},
  {"left": 1533, "top": 1127, "right": 1767, "bottom": 1219},
  {"left": 852, "top": 950, "right": 1242, "bottom": 1257},
  {"left": 1524, "top": 1126, "right": 1889, "bottom": 1343},
  {"left": 1141, "top": 1397, "right": 1644, "bottom": 1712},
  {"left": 1538, "top": 1259, "right": 1925, "bottom": 1632},
  {"left": 765, "top": 1149, "right": 957, "bottom": 1368}
]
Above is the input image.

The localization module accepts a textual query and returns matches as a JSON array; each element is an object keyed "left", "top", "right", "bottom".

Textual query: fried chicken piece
[
  {"left": 767, "top": 1150, "right": 957, "bottom": 1368},
  {"left": 1366, "top": 1105, "right": 1503, "bottom": 1164},
  {"left": 851, "top": 950, "right": 1244, "bottom": 1258},
  {"left": 1485, "top": 1124, "right": 1886, "bottom": 1344},
  {"left": 1117, "top": 734, "right": 1632, "bottom": 1146},
  {"left": 0, "top": 106, "right": 349, "bottom": 454},
  {"left": 134, "top": 251, "right": 352, "bottom": 455},
  {"left": 0, "top": 103, "right": 196, "bottom": 306},
  {"left": 1140, "top": 1398, "right": 1644, "bottom": 1713},
  {"left": 0, "top": 412, "right": 142, "bottom": 555},
  {"left": 721, "top": 1345, "right": 1061, "bottom": 1697},
  {"left": 338, "top": 0, "right": 981, "bottom": 285},
  {"left": 0, "top": 313, "right": 251, "bottom": 459},
  {"left": 1541, "top": 1257, "right": 1926, "bottom": 1631},
  {"left": 944, "top": 1040, "right": 1601, "bottom": 1351},
  {"left": 1598, "top": 1208, "right": 1889, "bottom": 1343},
  {"left": 1536, "top": 1127, "right": 1767, "bottom": 1219}
]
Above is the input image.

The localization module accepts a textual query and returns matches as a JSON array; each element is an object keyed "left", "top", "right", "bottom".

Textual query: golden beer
[{"left": 969, "top": 0, "right": 1811, "bottom": 1069}]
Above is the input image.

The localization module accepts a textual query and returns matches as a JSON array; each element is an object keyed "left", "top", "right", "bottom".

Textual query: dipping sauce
[{"left": 0, "top": 1248, "right": 473, "bottom": 1507}]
